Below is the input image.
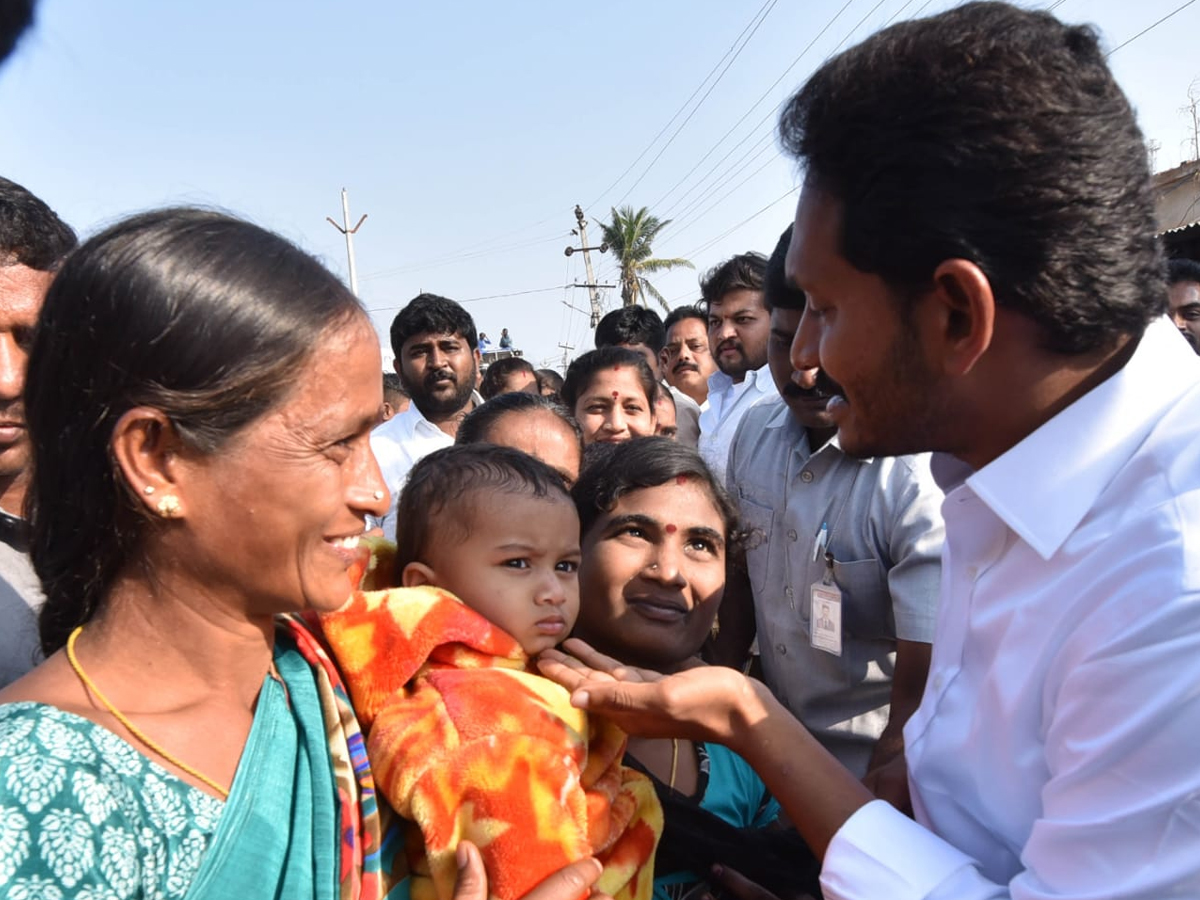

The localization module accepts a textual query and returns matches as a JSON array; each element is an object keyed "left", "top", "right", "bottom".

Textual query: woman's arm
[{"left": 539, "top": 639, "right": 874, "bottom": 858}]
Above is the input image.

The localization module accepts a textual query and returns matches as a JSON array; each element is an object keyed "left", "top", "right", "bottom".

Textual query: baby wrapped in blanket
[{"left": 321, "top": 446, "right": 661, "bottom": 900}]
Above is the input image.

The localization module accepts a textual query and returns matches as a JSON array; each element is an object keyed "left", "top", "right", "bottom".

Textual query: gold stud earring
[{"left": 155, "top": 495, "right": 182, "bottom": 519}]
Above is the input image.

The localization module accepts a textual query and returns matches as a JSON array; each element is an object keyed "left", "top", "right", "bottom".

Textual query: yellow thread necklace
[
  {"left": 66, "top": 626, "right": 231, "bottom": 799},
  {"left": 669, "top": 738, "right": 679, "bottom": 790}
]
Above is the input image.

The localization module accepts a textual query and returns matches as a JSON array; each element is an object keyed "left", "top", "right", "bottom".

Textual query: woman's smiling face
[{"left": 575, "top": 478, "right": 726, "bottom": 671}]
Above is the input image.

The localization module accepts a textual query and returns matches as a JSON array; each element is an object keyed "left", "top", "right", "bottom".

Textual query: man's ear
[
  {"left": 401, "top": 561, "right": 438, "bottom": 588},
  {"left": 110, "top": 407, "right": 187, "bottom": 517},
  {"left": 927, "top": 258, "right": 995, "bottom": 377}
]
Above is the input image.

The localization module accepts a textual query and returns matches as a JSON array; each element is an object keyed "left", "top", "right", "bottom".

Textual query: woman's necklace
[
  {"left": 669, "top": 738, "right": 679, "bottom": 790},
  {"left": 66, "top": 626, "right": 231, "bottom": 799}
]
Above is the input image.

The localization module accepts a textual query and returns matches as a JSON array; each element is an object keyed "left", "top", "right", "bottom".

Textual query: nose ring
[{"left": 373, "top": 490, "right": 384, "bottom": 501}]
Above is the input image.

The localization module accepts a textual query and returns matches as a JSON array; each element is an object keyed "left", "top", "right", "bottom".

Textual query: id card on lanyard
[{"left": 810, "top": 549, "right": 842, "bottom": 656}]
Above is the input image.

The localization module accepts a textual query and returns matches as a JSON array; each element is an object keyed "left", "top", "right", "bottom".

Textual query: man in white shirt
[
  {"left": 696, "top": 252, "right": 778, "bottom": 474},
  {"left": 371, "top": 293, "right": 481, "bottom": 537},
  {"left": 772, "top": 4, "right": 1200, "bottom": 897},
  {"left": 543, "top": 5, "right": 1200, "bottom": 900}
]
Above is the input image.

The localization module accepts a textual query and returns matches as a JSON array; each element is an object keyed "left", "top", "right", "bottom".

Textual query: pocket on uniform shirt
[
  {"left": 737, "top": 495, "right": 775, "bottom": 598},
  {"left": 830, "top": 557, "right": 893, "bottom": 639}
]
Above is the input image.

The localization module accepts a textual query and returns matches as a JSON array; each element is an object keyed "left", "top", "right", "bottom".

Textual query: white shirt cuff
[{"left": 820, "top": 800, "right": 978, "bottom": 900}]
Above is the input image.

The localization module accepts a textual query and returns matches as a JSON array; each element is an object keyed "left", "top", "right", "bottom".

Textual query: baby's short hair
[{"left": 395, "top": 443, "right": 575, "bottom": 574}]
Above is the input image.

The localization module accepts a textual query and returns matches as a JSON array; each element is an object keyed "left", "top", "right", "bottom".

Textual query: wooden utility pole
[
  {"left": 564, "top": 205, "right": 612, "bottom": 327},
  {"left": 326, "top": 188, "right": 368, "bottom": 296}
]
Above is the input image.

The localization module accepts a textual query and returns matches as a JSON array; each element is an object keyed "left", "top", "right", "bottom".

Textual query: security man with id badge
[{"left": 714, "top": 224, "right": 946, "bottom": 783}]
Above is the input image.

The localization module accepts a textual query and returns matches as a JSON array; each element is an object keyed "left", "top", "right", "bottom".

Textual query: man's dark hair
[
  {"left": 699, "top": 253, "right": 767, "bottom": 312},
  {"left": 594, "top": 307, "right": 667, "bottom": 355},
  {"left": 0, "top": 177, "right": 77, "bottom": 269},
  {"left": 763, "top": 224, "right": 807, "bottom": 312},
  {"left": 396, "top": 443, "right": 573, "bottom": 570},
  {"left": 1167, "top": 258, "right": 1200, "bottom": 286},
  {"left": 389, "top": 292, "right": 477, "bottom": 359},
  {"left": 382, "top": 371, "right": 409, "bottom": 399},
  {"left": 663, "top": 304, "right": 707, "bottom": 334},
  {"left": 479, "top": 356, "right": 537, "bottom": 400},
  {"left": 778, "top": 1, "right": 1163, "bottom": 355},
  {"left": 1, "top": 0, "right": 36, "bottom": 67}
]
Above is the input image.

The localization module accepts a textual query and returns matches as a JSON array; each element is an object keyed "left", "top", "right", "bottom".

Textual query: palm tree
[{"left": 598, "top": 206, "right": 693, "bottom": 310}]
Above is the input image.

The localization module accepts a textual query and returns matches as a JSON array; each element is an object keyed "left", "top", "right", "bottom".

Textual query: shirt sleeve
[
  {"left": 821, "top": 801, "right": 1001, "bottom": 900},
  {"left": 879, "top": 455, "right": 944, "bottom": 642},
  {"left": 823, "top": 569, "right": 1200, "bottom": 899}
]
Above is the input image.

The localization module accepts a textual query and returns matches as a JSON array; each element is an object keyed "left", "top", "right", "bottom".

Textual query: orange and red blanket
[{"left": 320, "top": 583, "right": 661, "bottom": 900}]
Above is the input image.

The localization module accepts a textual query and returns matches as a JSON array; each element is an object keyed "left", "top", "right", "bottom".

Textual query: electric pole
[
  {"left": 564, "top": 205, "right": 612, "bottom": 328},
  {"left": 557, "top": 342, "right": 574, "bottom": 371},
  {"left": 326, "top": 188, "right": 368, "bottom": 296}
]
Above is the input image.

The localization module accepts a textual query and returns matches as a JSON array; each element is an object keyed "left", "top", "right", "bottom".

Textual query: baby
[{"left": 321, "top": 444, "right": 660, "bottom": 900}]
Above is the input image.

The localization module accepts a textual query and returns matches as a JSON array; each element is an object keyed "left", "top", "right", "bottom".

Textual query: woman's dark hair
[
  {"left": 26, "top": 208, "right": 365, "bottom": 654},
  {"left": 571, "top": 438, "right": 742, "bottom": 551},
  {"left": 456, "top": 391, "right": 582, "bottom": 449},
  {"left": 535, "top": 368, "right": 564, "bottom": 397},
  {"left": 478, "top": 356, "right": 537, "bottom": 400},
  {"left": 560, "top": 347, "right": 658, "bottom": 410},
  {"left": 779, "top": 1, "right": 1163, "bottom": 354},
  {"left": 395, "top": 443, "right": 574, "bottom": 572}
]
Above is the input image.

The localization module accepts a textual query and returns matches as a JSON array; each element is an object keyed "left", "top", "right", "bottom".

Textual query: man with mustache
[
  {"left": 714, "top": 224, "right": 944, "bottom": 783},
  {"left": 371, "top": 293, "right": 482, "bottom": 537},
  {"left": 0, "top": 177, "right": 76, "bottom": 687},
  {"left": 660, "top": 306, "right": 716, "bottom": 407},
  {"left": 696, "top": 252, "right": 777, "bottom": 476}
]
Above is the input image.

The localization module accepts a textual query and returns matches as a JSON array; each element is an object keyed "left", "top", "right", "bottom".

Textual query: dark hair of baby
[{"left": 395, "top": 443, "right": 575, "bottom": 573}]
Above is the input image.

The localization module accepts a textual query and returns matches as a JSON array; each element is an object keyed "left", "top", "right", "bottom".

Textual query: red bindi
[
  {"left": 665, "top": 524, "right": 677, "bottom": 534},
  {"left": 612, "top": 391, "right": 619, "bottom": 398}
]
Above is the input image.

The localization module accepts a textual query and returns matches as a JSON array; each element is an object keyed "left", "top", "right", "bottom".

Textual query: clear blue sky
[{"left": 3, "top": 0, "right": 1197, "bottom": 369}]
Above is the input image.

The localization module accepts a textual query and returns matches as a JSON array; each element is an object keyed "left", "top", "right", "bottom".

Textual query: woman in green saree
[{"left": 0, "top": 209, "right": 606, "bottom": 900}]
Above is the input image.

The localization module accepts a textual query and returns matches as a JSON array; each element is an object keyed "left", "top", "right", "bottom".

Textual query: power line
[
  {"left": 365, "top": 285, "right": 570, "bottom": 313},
  {"left": 649, "top": 0, "right": 856, "bottom": 214},
  {"left": 612, "top": 0, "right": 781, "bottom": 208},
  {"left": 585, "top": 0, "right": 778, "bottom": 211},
  {"left": 361, "top": 234, "right": 566, "bottom": 281},
  {"left": 680, "top": 185, "right": 800, "bottom": 260},
  {"left": 664, "top": 150, "right": 782, "bottom": 243},
  {"left": 656, "top": 0, "right": 888, "bottom": 249},
  {"left": 1106, "top": 0, "right": 1198, "bottom": 57}
]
